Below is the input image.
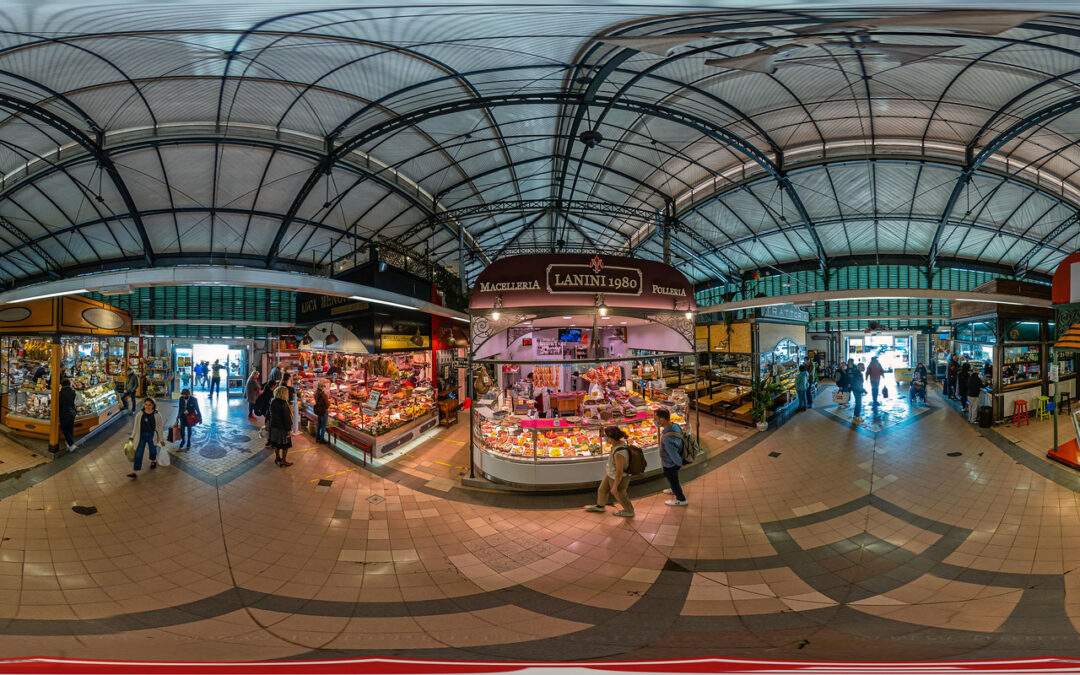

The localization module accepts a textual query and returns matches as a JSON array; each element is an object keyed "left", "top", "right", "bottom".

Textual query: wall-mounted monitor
[{"left": 558, "top": 328, "right": 583, "bottom": 342}]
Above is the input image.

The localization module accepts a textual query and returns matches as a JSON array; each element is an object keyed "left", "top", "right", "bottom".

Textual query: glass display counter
[
  {"left": 474, "top": 394, "right": 689, "bottom": 488},
  {"left": 297, "top": 349, "right": 437, "bottom": 458}
]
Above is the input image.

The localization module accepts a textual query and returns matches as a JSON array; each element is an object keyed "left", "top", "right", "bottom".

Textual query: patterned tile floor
[{"left": 0, "top": 384, "right": 1077, "bottom": 662}]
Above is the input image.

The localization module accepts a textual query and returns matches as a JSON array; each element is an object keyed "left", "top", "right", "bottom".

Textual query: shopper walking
[
  {"left": 867, "top": 356, "right": 885, "bottom": 407},
  {"left": 583, "top": 426, "right": 634, "bottom": 517},
  {"left": 849, "top": 362, "right": 866, "bottom": 424},
  {"left": 269, "top": 386, "right": 294, "bottom": 467},
  {"left": 656, "top": 408, "right": 688, "bottom": 506},
  {"left": 122, "top": 369, "right": 139, "bottom": 410},
  {"left": 835, "top": 363, "right": 851, "bottom": 408},
  {"left": 127, "top": 398, "right": 163, "bottom": 479},
  {"left": 958, "top": 362, "right": 971, "bottom": 411},
  {"left": 245, "top": 369, "right": 261, "bottom": 418},
  {"left": 946, "top": 356, "right": 958, "bottom": 400},
  {"left": 967, "top": 367, "right": 983, "bottom": 424},
  {"left": 804, "top": 356, "right": 817, "bottom": 407},
  {"left": 175, "top": 388, "right": 201, "bottom": 450},
  {"left": 796, "top": 364, "right": 809, "bottom": 411},
  {"left": 57, "top": 378, "right": 78, "bottom": 449},
  {"left": 314, "top": 381, "right": 330, "bottom": 443},
  {"left": 209, "top": 359, "right": 223, "bottom": 396}
]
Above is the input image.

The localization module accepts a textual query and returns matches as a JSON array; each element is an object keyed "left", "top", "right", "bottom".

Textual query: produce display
[{"left": 297, "top": 349, "right": 436, "bottom": 437}]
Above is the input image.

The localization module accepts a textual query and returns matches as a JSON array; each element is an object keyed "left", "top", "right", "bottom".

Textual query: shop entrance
[
  {"left": 845, "top": 333, "right": 913, "bottom": 371},
  {"left": 183, "top": 343, "right": 247, "bottom": 396}
]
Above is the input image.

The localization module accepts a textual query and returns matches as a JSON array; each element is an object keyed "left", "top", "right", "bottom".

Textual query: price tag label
[
  {"left": 1050, "top": 364, "right": 1060, "bottom": 382},
  {"left": 363, "top": 390, "right": 381, "bottom": 411}
]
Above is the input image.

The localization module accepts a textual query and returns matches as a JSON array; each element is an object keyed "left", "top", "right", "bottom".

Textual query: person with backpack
[
  {"left": 583, "top": 426, "right": 637, "bottom": 518},
  {"left": 655, "top": 407, "right": 688, "bottom": 506},
  {"left": 175, "top": 388, "right": 201, "bottom": 450},
  {"left": 245, "top": 369, "right": 261, "bottom": 418}
]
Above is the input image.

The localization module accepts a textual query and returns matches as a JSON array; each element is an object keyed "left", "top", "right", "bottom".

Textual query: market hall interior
[{"left": 0, "top": 0, "right": 1079, "bottom": 667}]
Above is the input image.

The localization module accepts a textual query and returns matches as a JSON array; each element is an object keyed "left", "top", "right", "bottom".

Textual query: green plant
[{"left": 750, "top": 377, "right": 781, "bottom": 423}]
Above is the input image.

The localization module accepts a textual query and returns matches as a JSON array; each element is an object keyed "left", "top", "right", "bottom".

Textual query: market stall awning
[{"left": 1054, "top": 324, "right": 1080, "bottom": 351}]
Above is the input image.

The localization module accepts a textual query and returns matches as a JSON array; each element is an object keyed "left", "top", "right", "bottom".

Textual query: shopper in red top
[{"left": 866, "top": 356, "right": 886, "bottom": 408}]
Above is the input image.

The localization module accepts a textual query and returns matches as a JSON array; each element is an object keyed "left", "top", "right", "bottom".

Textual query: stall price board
[{"left": 363, "top": 390, "right": 381, "bottom": 412}]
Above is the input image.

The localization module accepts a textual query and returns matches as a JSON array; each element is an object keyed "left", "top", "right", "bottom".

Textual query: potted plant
[{"left": 751, "top": 377, "right": 780, "bottom": 431}]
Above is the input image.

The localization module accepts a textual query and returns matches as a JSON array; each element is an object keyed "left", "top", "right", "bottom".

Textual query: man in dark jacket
[
  {"left": 57, "top": 378, "right": 77, "bottom": 448},
  {"left": 967, "top": 368, "right": 983, "bottom": 424},
  {"left": 123, "top": 369, "right": 139, "bottom": 414},
  {"left": 946, "top": 357, "right": 959, "bottom": 400}
]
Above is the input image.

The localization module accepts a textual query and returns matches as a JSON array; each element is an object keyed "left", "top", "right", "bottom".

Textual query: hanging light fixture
[
  {"left": 324, "top": 327, "right": 339, "bottom": 346},
  {"left": 490, "top": 294, "right": 503, "bottom": 321},
  {"left": 596, "top": 294, "right": 609, "bottom": 317},
  {"left": 301, "top": 333, "right": 314, "bottom": 346}
]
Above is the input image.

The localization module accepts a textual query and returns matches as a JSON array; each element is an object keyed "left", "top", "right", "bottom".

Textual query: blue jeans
[
  {"left": 178, "top": 423, "right": 193, "bottom": 447},
  {"left": 209, "top": 378, "right": 220, "bottom": 396},
  {"left": 870, "top": 380, "right": 880, "bottom": 405},
  {"left": 853, "top": 389, "right": 864, "bottom": 417},
  {"left": 316, "top": 413, "right": 328, "bottom": 442},
  {"left": 122, "top": 389, "right": 137, "bottom": 410},
  {"left": 663, "top": 466, "right": 685, "bottom": 501},
  {"left": 133, "top": 431, "right": 158, "bottom": 471},
  {"left": 797, "top": 389, "right": 808, "bottom": 409}
]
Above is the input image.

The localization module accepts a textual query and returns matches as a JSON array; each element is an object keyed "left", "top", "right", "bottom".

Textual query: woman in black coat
[
  {"left": 268, "top": 386, "right": 293, "bottom": 467},
  {"left": 958, "top": 363, "right": 971, "bottom": 410},
  {"left": 176, "top": 388, "right": 201, "bottom": 449}
]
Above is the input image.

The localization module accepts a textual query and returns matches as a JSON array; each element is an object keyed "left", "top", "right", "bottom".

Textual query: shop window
[{"left": 1004, "top": 321, "right": 1040, "bottom": 343}]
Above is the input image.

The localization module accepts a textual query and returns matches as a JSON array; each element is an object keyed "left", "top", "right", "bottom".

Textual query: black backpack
[{"left": 253, "top": 389, "right": 273, "bottom": 417}]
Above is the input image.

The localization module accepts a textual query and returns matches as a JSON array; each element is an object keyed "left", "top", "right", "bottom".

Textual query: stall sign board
[
  {"left": 757, "top": 304, "right": 810, "bottom": 323},
  {"left": 470, "top": 254, "right": 695, "bottom": 311},
  {"left": 380, "top": 334, "right": 430, "bottom": 350},
  {"left": 1052, "top": 252, "right": 1080, "bottom": 305}
]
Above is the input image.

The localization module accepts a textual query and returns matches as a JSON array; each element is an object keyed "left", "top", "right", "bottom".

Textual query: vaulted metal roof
[{"left": 0, "top": 3, "right": 1078, "bottom": 288}]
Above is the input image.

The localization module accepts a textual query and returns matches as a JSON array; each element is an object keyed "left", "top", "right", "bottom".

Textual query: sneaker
[
  {"left": 127, "top": 473, "right": 137, "bottom": 479},
  {"left": 662, "top": 488, "right": 674, "bottom": 495},
  {"left": 665, "top": 499, "right": 688, "bottom": 506},
  {"left": 583, "top": 505, "right": 605, "bottom": 513},
  {"left": 150, "top": 462, "right": 157, "bottom": 469},
  {"left": 853, "top": 416, "right": 863, "bottom": 423},
  {"left": 612, "top": 510, "right": 635, "bottom": 518}
]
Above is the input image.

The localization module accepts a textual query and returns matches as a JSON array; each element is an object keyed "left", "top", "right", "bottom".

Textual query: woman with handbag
[
  {"left": 127, "top": 398, "right": 164, "bottom": 479},
  {"left": 269, "top": 386, "right": 293, "bottom": 467},
  {"left": 175, "top": 388, "right": 201, "bottom": 450}
]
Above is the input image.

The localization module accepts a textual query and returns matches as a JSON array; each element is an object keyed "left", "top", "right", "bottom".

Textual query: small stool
[
  {"left": 1036, "top": 396, "right": 1051, "bottom": 421},
  {"left": 1013, "top": 400, "right": 1029, "bottom": 427},
  {"left": 1060, "top": 392, "right": 1073, "bottom": 414}
]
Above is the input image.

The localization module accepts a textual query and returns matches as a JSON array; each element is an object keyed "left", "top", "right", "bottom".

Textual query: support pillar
[{"left": 47, "top": 336, "right": 60, "bottom": 453}]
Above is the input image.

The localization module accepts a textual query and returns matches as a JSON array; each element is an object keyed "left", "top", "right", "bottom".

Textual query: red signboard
[
  {"left": 470, "top": 254, "right": 695, "bottom": 311},
  {"left": 1052, "top": 251, "right": 1080, "bottom": 305}
]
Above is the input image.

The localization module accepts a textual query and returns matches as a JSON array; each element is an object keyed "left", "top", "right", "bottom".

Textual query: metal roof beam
[
  {"left": 1015, "top": 211, "right": 1080, "bottom": 278},
  {"left": 929, "top": 94, "right": 1080, "bottom": 268}
]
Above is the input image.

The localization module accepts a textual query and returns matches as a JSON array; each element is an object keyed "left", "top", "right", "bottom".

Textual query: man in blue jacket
[{"left": 655, "top": 408, "right": 688, "bottom": 506}]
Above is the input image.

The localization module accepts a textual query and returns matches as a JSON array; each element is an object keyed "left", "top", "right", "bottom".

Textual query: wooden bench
[{"left": 328, "top": 425, "right": 373, "bottom": 465}]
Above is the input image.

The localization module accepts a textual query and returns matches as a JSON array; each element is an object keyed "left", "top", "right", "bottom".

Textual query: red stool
[{"left": 1013, "top": 400, "right": 1029, "bottom": 427}]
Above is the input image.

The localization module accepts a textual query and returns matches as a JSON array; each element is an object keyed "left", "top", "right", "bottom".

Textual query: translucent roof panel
[{"left": 0, "top": 4, "right": 1076, "bottom": 286}]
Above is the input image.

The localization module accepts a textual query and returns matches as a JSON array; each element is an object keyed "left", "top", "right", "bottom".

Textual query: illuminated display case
[
  {"left": 1002, "top": 345, "right": 1041, "bottom": 389},
  {"left": 297, "top": 349, "right": 437, "bottom": 458},
  {"left": 475, "top": 399, "right": 686, "bottom": 465}
]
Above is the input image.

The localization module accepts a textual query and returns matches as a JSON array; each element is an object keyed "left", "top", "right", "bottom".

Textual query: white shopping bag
[{"left": 157, "top": 444, "right": 171, "bottom": 467}]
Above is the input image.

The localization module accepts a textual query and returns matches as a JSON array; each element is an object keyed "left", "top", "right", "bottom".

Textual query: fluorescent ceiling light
[
  {"left": 6, "top": 288, "right": 87, "bottom": 304},
  {"left": 349, "top": 295, "right": 416, "bottom": 311},
  {"left": 452, "top": 316, "right": 471, "bottom": 323}
]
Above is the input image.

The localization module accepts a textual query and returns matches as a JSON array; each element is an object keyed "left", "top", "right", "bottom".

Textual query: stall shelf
[
  {"left": 466, "top": 253, "right": 699, "bottom": 490},
  {"left": 296, "top": 347, "right": 437, "bottom": 459},
  {"left": 0, "top": 295, "right": 132, "bottom": 452},
  {"left": 950, "top": 279, "right": 1054, "bottom": 422}
]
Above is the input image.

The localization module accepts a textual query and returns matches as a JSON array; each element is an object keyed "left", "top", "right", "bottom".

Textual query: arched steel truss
[{"left": 0, "top": 6, "right": 1076, "bottom": 290}]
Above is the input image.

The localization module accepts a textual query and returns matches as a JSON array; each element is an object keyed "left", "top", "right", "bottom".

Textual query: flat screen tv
[{"left": 558, "top": 328, "right": 583, "bottom": 342}]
